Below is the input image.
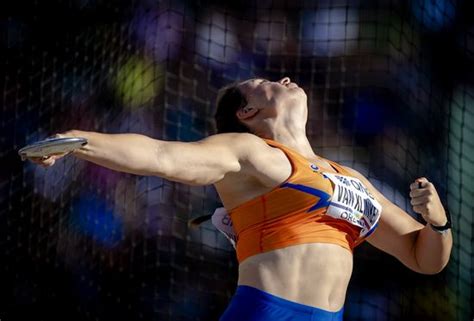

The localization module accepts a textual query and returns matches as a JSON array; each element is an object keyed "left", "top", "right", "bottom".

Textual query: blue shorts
[{"left": 219, "top": 285, "right": 344, "bottom": 321}]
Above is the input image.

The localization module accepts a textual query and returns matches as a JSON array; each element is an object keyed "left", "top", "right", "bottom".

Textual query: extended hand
[
  {"left": 409, "top": 177, "right": 447, "bottom": 226},
  {"left": 26, "top": 133, "right": 71, "bottom": 168}
]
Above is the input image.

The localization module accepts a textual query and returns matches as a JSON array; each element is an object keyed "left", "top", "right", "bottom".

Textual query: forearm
[
  {"left": 414, "top": 224, "right": 452, "bottom": 274},
  {"left": 65, "top": 130, "right": 166, "bottom": 176}
]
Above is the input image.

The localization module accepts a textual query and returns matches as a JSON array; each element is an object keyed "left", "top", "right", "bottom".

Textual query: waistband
[{"left": 235, "top": 285, "right": 344, "bottom": 320}]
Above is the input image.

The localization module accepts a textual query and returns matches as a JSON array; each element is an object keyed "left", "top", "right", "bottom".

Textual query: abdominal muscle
[{"left": 237, "top": 242, "right": 353, "bottom": 312}]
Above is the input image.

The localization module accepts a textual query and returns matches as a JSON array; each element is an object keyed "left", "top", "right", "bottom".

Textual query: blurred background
[{"left": 0, "top": 0, "right": 472, "bottom": 320}]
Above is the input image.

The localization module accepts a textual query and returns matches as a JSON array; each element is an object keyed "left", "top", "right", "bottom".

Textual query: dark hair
[{"left": 214, "top": 84, "right": 251, "bottom": 134}]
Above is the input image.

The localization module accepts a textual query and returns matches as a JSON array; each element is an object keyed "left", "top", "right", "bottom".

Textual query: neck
[{"left": 262, "top": 128, "right": 317, "bottom": 160}]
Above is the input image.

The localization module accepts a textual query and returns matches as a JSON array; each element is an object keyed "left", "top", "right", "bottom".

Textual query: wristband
[{"left": 429, "top": 210, "right": 452, "bottom": 234}]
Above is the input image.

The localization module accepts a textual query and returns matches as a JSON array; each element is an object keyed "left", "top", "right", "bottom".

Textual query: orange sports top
[{"left": 228, "top": 138, "right": 381, "bottom": 263}]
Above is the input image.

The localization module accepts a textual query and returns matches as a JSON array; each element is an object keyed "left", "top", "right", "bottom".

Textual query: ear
[{"left": 236, "top": 106, "right": 259, "bottom": 120}]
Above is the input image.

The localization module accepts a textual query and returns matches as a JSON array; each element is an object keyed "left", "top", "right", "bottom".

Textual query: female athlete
[{"left": 28, "top": 77, "right": 452, "bottom": 321}]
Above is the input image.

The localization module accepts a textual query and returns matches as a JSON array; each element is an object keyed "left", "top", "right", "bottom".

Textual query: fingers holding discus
[{"left": 28, "top": 155, "right": 56, "bottom": 168}]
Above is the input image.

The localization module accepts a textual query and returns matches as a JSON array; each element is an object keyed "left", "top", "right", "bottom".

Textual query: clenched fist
[{"left": 409, "top": 177, "right": 447, "bottom": 227}]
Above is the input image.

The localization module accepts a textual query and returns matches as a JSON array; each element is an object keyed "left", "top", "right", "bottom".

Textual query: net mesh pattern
[{"left": 0, "top": 0, "right": 472, "bottom": 320}]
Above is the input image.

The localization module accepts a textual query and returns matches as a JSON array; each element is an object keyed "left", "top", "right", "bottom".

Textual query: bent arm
[
  {"left": 62, "top": 130, "right": 249, "bottom": 185},
  {"left": 411, "top": 217, "right": 452, "bottom": 274},
  {"left": 344, "top": 167, "right": 452, "bottom": 274}
]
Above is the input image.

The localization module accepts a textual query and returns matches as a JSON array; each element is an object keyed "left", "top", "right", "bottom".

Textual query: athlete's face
[{"left": 235, "top": 77, "right": 308, "bottom": 133}]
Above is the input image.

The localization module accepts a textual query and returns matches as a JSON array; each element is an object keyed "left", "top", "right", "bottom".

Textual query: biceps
[
  {"left": 367, "top": 202, "right": 424, "bottom": 272},
  {"left": 159, "top": 140, "right": 241, "bottom": 186}
]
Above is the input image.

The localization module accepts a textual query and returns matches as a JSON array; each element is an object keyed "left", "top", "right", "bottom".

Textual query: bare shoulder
[
  {"left": 197, "top": 132, "right": 254, "bottom": 143},
  {"left": 198, "top": 132, "right": 265, "bottom": 155},
  {"left": 212, "top": 133, "right": 292, "bottom": 209},
  {"left": 191, "top": 132, "right": 267, "bottom": 167},
  {"left": 233, "top": 133, "right": 292, "bottom": 186},
  {"left": 204, "top": 132, "right": 288, "bottom": 168},
  {"left": 202, "top": 132, "right": 270, "bottom": 147}
]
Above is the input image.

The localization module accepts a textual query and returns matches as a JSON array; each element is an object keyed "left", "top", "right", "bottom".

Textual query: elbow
[
  {"left": 416, "top": 259, "right": 450, "bottom": 275},
  {"left": 411, "top": 230, "right": 453, "bottom": 275},
  {"left": 419, "top": 266, "right": 447, "bottom": 275},
  {"left": 419, "top": 267, "right": 444, "bottom": 275},
  {"left": 412, "top": 246, "right": 452, "bottom": 275}
]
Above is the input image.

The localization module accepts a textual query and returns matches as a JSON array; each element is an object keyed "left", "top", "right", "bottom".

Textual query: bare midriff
[{"left": 237, "top": 242, "right": 353, "bottom": 312}]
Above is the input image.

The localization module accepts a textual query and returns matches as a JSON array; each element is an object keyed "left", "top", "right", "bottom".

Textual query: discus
[{"left": 18, "top": 137, "right": 87, "bottom": 161}]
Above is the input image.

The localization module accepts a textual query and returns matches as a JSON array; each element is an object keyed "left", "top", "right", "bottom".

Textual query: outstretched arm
[
  {"left": 30, "top": 130, "right": 256, "bottom": 186},
  {"left": 344, "top": 167, "right": 452, "bottom": 275}
]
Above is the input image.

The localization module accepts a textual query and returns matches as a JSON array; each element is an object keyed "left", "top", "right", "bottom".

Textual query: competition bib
[
  {"left": 211, "top": 207, "right": 237, "bottom": 248},
  {"left": 324, "top": 172, "right": 382, "bottom": 237}
]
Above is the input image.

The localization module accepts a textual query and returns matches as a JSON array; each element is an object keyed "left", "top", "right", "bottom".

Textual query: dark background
[{"left": 0, "top": 0, "right": 472, "bottom": 320}]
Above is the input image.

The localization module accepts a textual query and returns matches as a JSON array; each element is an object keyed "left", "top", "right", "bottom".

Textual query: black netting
[{"left": 1, "top": 0, "right": 472, "bottom": 320}]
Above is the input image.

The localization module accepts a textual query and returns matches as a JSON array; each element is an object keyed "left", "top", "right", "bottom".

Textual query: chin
[
  {"left": 298, "top": 87, "right": 308, "bottom": 98},
  {"left": 289, "top": 93, "right": 307, "bottom": 108},
  {"left": 291, "top": 88, "right": 307, "bottom": 103}
]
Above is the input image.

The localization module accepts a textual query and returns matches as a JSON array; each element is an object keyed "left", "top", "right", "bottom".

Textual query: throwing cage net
[{"left": 0, "top": 0, "right": 472, "bottom": 320}]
